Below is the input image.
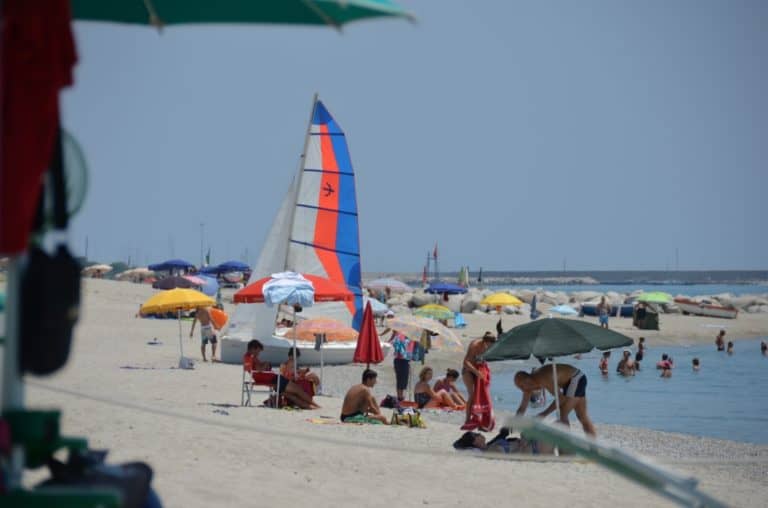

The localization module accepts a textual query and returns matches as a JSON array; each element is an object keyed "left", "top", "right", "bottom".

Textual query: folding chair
[{"left": 241, "top": 354, "right": 279, "bottom": 407}]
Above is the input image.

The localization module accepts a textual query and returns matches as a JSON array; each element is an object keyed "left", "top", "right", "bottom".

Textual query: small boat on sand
[{"left": 673, "top": 297, "right": 738, "bottom": 319}]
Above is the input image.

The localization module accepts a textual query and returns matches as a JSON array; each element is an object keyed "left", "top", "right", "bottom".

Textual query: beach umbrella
[
  {"left": 182, "top": 275, "right": 206, "bottom": 286},
  {"left": 71, "top": 0, "right": 414, "bottom": 28},
  {"left": 148, "top": 259, "right": 194, "bottom": 273},
  {"left": 234, "top": 273, "right": 354, "bottom": 304},
  {"left": 385, "top": 315, "right": 462, "bottom": 352},
  {"left": 194, "top": 274, "right": 219, "bottom": 297},
  {"left": 354, "top": 301, "right": 383, "bottom": 369},
  {"left": 363, "top": 295, "right": 389, "bottom": 315},
  {"left": 425, "top": 281, "right": 467, "bottom": 295},
  {"left": 81, "top": 263, "right": 112, "bottom": 276},
  {"left": 550, "top": 304, "right": 578, "bottom": 316},
  {"left": 289, "top": 318, "right": 358, "bottom": 342},
  {"left": 140, "top": 288, "right": 214, "bottom": 369},
  {"left": 152, "top": 275, "right": 196, "bottom": 290},
  {"left": 414, "top": 304, "right": 453, "bottom": 321},
  {"left": 217, "top": 260, "right": 250, "bottom": 272},
  {"left": 366, "top": 278, "right": 412, "bottom": 294},
  {"left": 483, "top": 318, "right": 633, "bottom": 420},
  {"left": 636, "top": 291, "right": 672, "bottom": 304},
  {"left": 530, "top": 294, "right": 541, "bottom": 320},
  {"left": 480, "top": 292, "right": 523, "bottom": 307}
]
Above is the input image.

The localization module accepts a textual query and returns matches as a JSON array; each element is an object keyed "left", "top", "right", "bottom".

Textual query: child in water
[
  {"left": 692, "top": 358, "right": 700, "bottom": 372},
  {"left": 727, "top": 341, "right": 734, "bottom": 355},
  {"left": 599, "top": 351, "right": 610, "bottom": 375}
]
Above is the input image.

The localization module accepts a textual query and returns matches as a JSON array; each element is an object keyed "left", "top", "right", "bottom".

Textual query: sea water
[
  {"left": 487, "top": 283, "right": 768, "bottom": 297},
  {"left": 490, "top": 338, "right": 768, "bottom": 444}
]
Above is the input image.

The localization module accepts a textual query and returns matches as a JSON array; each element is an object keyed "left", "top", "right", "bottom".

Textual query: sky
[{"left": 62, "top": 1, "right": 768, "bottom": 273}]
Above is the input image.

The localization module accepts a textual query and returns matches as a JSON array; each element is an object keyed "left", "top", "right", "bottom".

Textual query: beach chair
[{"left": 241, "top": 356, "right": 279, "bottom": 407}]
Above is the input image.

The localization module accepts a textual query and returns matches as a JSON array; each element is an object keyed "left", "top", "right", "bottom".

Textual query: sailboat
[{"left": 220, "top": 96, "right": 390, "bottom": 365}]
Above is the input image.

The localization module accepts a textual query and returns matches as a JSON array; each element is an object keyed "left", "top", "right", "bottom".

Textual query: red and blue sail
[{"left": 288, "top": 100, "right": 363, "bottom": 329}]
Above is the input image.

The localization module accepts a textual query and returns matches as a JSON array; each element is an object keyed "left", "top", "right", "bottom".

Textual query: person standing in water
[
  {"left": 727, "top": 341, "right": 734, "bottom": 355},
  {"left": 715, "top": 330, "right": 726, "bottom": 351},
  {"left": 761, "top": 341, "right": 767, "bottom": 356}
]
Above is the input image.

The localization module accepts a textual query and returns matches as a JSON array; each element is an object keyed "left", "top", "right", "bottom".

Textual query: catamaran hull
[
  {"left": 673, "top": 298, "right": 738, "bottom": 319},
  {"left": 220, "top": 336, "right": 391, "bottom": 366}
]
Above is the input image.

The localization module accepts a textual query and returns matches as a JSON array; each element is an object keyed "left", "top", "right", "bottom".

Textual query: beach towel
[
  {"left": 342, "top": 414, "right": 384, "bottom": 425},
  {"left": 461, "top": 363, "right": 495, "bottom": 432}
]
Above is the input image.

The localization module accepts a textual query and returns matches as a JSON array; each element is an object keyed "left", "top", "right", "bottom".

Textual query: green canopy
[
  {"left": 635, "top": 291, "right": 672, "bottom": 304},
  {"left": 71, "top": 0, "right": 414, "bottom": 28},
  {"left": 483, "top": 318, "right": 633, "bottom": 361}
]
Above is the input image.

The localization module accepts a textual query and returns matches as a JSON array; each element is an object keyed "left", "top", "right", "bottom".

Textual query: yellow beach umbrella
[
  {"left": 140, "top": 288, "right": 214, "bottom": 369},
  {"left": 140, "top": 288, "right": 214, "bottom": 315},
  {"left": 480, "top": 292, "right": 523, "bottom": 307},
  {"left": 414, "top": 303, "right": 453, "bottom": 320}
]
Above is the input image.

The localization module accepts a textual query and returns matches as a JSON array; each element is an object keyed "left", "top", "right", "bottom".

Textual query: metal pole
[
  {"left": 319, "top": 333, "right": 325, "bottom": 395},
  {"left": 551, "top": 359, "right": 561, "bottom": 457},
  {"left": 1, "top": 257, "right": 26, "bottom": 489},
  {"left": 292, "top": 306, "right": 298, "bottom": 380},
  {"left": 178, "top": 308, "right": 184, "bottom": 366}
]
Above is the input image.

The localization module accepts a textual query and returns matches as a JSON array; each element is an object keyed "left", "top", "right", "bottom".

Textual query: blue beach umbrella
[
  {"left": 196, "top": 274, "right": 219, "bottom": 297},
  {"left": 425, "top": 281, "right": 467, "bottom": 295}
]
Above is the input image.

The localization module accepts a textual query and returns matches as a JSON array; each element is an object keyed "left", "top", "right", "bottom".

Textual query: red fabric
[
  {"left": 461, "top": 363, "right": 495, "bottom": 432},
  {"left": 353, "top": 301, "right": 383, "bottom": 365},
  {"left": 234, "top": 274, "right": 354, "bottom": 303},
  {"left": 0, "top": 0, "right": 77, "bottom": 254}
]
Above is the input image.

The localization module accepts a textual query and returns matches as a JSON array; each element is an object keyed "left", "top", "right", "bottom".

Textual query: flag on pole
[
  {"left": 422, "top": 265, "right": 427, "bottom": 285},
  {"left": 205, "top": 247, "right": 211, "bottom": 266},
  {"left": 477, "top": 267, "right": 483, "bottom": 285},
  {"left": 433, "top": 242, "right": 438, "bottom": 260}
]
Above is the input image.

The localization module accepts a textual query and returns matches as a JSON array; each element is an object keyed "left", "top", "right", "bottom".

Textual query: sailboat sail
[
  {"left": 289, "top": 100, "right": 363, "bottom": 329},
  {"left": 225, "top": 98, "right": 363, "bottom": 344}
]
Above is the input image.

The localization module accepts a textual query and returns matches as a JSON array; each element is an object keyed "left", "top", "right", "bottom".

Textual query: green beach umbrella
[
  {"left": 71, "top": 0, "right": 414, "bottom": 29},
  {"left": 483, "top": 318, "right": 633, "bottom": 361},
  {"left": 636, "top": 291, "right": 673, "bottom": 304}
]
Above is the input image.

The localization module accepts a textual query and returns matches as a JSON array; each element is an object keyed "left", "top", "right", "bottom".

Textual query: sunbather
[
  {"left": 280, "top": 347, "right": 320, "bottom": 396},
  {"left": 340, "top": 369, "right": 389, "bottom": 424},
  {"left": 453, "top": 427, "right": 556, "bottom": 455},
  {"left": 434, "top": 368, "right": 467, "bottom": 406},
  {"left": 414, "top": 367, "right": 464, "bottom": 410}
]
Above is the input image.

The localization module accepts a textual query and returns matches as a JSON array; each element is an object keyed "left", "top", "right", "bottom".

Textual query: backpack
[{"left": 391, "top": 408, "right": 426, "bottom": 428}]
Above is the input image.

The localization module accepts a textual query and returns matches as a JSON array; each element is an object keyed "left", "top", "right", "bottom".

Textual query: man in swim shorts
[
  {"left": 340, "top": 369, "right": 388, "bottom": 424},
  {"left": 514, "top": 363, "right": 596, "bottom": 437},
  {"left": 189, "top": 305, "right": 218, "bottom": 362},
  {"left": 596, "top": 296, "right": 610, "bottom": 329}
]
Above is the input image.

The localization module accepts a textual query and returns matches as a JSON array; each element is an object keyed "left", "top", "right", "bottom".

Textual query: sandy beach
[{"left": 8, "top": 279, "right": 768, "bottom": 507}]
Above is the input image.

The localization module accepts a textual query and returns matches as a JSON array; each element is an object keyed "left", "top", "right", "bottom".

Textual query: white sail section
[{"left": 224, "top": 177, "right": 297, "bottom": 341}]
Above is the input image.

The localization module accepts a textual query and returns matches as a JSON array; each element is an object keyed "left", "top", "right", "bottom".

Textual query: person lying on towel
[
  {"left": 453, "top": 427, "right": 556, "bottom": 455},
  {"left": 340, "top": 369, "right": 389, "bottom": 424}
]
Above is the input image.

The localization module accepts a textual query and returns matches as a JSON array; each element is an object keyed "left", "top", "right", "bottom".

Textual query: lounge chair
[{"left": 241, "top": 356, "right": 279, "bottom": 407}]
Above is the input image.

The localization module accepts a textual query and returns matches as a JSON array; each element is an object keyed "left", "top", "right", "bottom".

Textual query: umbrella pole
[
  {"left": 292, "top": 306, "right": 298, "bottom": 380},
  {"left": 177, "top": 309, "right": 185, "bottom": 366},
  {"left": 319, "top": 333, "right": 325, "bottom": 396},
  {"left": 551, "top": 359, "right": 561, "bottom": 457}
]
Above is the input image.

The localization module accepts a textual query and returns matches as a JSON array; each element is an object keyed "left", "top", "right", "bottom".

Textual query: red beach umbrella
[
  {"left": 354, "top": 301, "right": 383, "bottom": 369},
  {"left": 234, "top": 273, "right": 354, "bottom": 303}
]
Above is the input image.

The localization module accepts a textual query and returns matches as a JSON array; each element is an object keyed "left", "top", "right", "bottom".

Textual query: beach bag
[
  {"left": 380, "top": 394, "right": 399, "bottom": 409},
  {"left": 19, "top": 128, "right": 81, "bottom": 375},
  {"left": 391, "top": 408, "right": 426, "bottom": 428}
]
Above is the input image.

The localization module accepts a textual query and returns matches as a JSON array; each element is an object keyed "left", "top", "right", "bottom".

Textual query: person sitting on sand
[
  {"left": 598, "top": 351, "right": 611, "bottom": 375},
  {"left": 727, "top": 341, "right": 734, "bottom": 355},
  {"left": 715, "top": 329, "right": 726, "bottom": 351},
  {"left": 244, "top": 340, "right": 319, "bottom": 410},
  {"left": 692, "top": 358, "right": 700, "bottom": 372},
  {"left": 462, "top": 331, "right": 497, "bottom": 426},
  {"left": 340, "top": 369, "right": 389, "bottom": 424},
  {"left": 189, "top": 305, "right": 218, "bottom": 362},
  {"left": 514, "top": 363, "right": 597, "bottom": 437},
  {"left": 616, "top": 349, "right": 636, "bottom": 376},
  {"left": 656, "top": 353, "right": 673, "bottom": 370},
  {"left": 433, "top": 368, "right": 467, "bottom": 407},
  {"left": 280, "top": 347, "right": 320, "bottom": 394},
  {"left": 414, "top": 367, "right": 463, "bottom": 410}
]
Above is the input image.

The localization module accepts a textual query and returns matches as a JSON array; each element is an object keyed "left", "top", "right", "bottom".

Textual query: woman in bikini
[
  {"left": 434, "top": 368, "right": 467, "bottom": 406},
  {"left": 413, "top": 367, "right": 463, "bottom": 410},
  {"left": 461, "top": 331, "right": 496, "bottom": 425},
  {"left": 280, "top": 347, "right": 320, "bottom": 397}
]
